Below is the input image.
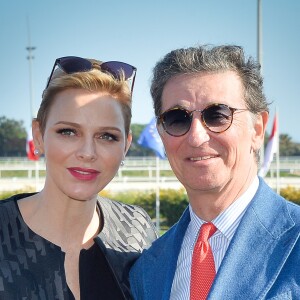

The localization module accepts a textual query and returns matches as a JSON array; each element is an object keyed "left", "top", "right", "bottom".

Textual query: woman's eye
[
  {"left": 100, "top": 133, "right": 118, "bottom": 141},
  {"left": 57, "top": 128, "right": 76, "bottom": 136}
]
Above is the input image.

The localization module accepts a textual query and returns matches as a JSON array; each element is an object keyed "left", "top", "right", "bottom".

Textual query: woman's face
[{"left": 33, "top": 89, "right": 131, "bottom": 201}]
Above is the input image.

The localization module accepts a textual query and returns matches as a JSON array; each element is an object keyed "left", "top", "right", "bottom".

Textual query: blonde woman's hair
[{"left": 36, "top": 59, "right": 132, "bottom": 136}]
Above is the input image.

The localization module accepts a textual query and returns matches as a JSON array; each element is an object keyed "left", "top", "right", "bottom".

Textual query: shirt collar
[{"left": 188, "top": 176, "right": 259, "bottom": 248}]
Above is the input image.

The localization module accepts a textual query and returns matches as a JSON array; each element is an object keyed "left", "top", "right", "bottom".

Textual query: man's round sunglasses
[
  {"left": 45, "top": 56, "right": 137, "bottom": 93},
  {"left": 158, "top": 103, "right": 248, "bottom": 137}
]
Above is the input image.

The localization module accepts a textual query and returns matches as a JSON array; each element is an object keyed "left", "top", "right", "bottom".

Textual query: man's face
[{"left": 158, "top": 71, "right": 267, "bottom": 200}]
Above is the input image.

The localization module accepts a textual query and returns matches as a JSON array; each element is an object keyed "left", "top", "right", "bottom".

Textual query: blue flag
[{"left": 138, "top": 117, "right": 166, "bottom": 159}]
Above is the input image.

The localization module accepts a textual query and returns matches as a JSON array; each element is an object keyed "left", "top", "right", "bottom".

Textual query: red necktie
[{"left": 190, "top": 222, "right": 217, "bottom": 300}]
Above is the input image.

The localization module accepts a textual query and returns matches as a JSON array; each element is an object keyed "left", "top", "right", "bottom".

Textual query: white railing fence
[{"left": 1, "top": 157, "right": 300, "bottom": 192}]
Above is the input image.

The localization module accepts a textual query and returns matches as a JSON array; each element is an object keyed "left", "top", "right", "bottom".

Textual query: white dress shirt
[{"left": 170, "top": 176, "right": 259, "bottom": 300}]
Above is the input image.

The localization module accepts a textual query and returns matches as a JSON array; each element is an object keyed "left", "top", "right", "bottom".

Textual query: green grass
[{"left": 0, "top": 170, "right": 46, "bottom": 177}]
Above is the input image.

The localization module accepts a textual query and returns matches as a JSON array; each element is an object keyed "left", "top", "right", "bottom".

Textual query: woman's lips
[{"left": 67, "top": 167, "right": 100, "bottom": 181}]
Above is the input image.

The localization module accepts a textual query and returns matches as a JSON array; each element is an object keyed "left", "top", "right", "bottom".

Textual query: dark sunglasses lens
[
  {"left": 59, "top": 57, "right": 92, "bottom": 73},
  {"left": 163, "top": 109, "right": 191, "bottom": 136},
  {"left": 101, "top": 62, "right": 134, "bottom": 80},
  {"left": 203, "top": 105, "right": 232, "bottom": 132}
]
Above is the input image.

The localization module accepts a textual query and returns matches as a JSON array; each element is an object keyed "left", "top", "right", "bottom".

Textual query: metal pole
[
  {"left": 26, "top": 18, "right": 39, "bottom": 192},
  {"left": 257, "top": 0, "right": 264, "bottom": 166},
  {"left": 257, "top": 0, "right": 263, "bottom": 73},
  {"left": 155, "top": 156, "right": 160, "bottom": 232},
  {"left": 26, "top": 17, "right": 36, "bottom": 120},
  {"left": 276, "top": 109, "right": 280, "bottom": 194}
]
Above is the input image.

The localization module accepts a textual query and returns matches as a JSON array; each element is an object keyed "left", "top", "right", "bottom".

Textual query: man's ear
[
  {"left": 252, "top": 111, "right": 269, "bottom": 151},
  {"left": 156, "top": 122, "right": 164, "bottom": 138}
]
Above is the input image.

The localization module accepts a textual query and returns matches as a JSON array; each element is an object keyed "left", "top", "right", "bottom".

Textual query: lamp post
[
  {"left": 26, "top": 18, "right": 39, "bottom": 191},
  {"left": 26, "top": 44, "right": 36, "bottom": 120},
  {"left": 26, "top": 17, "right": 36, "bottom": 120}
]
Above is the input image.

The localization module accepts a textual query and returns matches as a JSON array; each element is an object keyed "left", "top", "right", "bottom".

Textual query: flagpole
[
  {"left": 155, "top": 156, "right": 160, "bottom": 232},
  {"left": 275, "top": 109, "right": 280, "bottom": 194},
  {"left": 137, "top": 117, "right": 166, "bottom": 232}
]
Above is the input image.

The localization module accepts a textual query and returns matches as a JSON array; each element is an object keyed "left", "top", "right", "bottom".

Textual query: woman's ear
[
  {"left": 124, "top": 131, "right": 132, "bottom": 156},
  {"left": 32, "top": 120, "right": 44, "bottom": 154}
]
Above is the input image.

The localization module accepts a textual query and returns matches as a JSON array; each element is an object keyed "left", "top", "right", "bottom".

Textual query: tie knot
[{"left": 198, "top": 222, "right": 217, "bottom": 242}]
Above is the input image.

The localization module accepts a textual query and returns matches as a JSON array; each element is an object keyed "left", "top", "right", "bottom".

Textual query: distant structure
[{"left": 26, "top": 17, "right": 36, "bottom": 120}]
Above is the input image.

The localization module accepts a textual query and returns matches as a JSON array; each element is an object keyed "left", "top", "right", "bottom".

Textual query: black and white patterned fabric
[{"left": 0, "top": 194, "right": 158, "bottom": 299}]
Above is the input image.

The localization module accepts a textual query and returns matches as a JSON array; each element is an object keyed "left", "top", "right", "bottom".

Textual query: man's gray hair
[{"left": 150, "top": 44, "right": 269, "bottom": 117}]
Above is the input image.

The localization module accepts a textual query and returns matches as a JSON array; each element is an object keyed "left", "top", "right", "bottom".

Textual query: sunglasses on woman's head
[
  {"left": 45, "top": 56, "right": 137, "bottom": 93},
  {"left": 158, "top": 103, "right": 248, "bottom": 137}
]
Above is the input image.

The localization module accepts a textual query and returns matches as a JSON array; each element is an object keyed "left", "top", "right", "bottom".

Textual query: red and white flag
[
  {"left": 258, "top": 113, "right": 278, "bottom": 177},
  {"left": 26, "top": 128, "right": 39, "bottom": 161}
]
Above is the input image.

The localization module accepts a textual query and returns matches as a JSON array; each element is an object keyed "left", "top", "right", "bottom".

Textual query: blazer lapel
[
  {"left": 209, "top": 179, "right": 299, "bottom": 299},
  {"left": 145, "top": 208, "right": 191, "bottom": 300}
]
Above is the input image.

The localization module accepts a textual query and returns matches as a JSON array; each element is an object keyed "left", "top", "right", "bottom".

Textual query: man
[{"left": 129, "top": 45, "right": 300, "bottom": 299}]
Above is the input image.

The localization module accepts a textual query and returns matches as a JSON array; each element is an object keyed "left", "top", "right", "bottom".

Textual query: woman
[{"left": 0, "top": 56, "right": 158, "bottom": 299}]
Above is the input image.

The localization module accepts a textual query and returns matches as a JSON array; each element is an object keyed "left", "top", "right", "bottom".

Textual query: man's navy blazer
[{"left": 130, "top": 178, "right": 300, "bottom": 299}]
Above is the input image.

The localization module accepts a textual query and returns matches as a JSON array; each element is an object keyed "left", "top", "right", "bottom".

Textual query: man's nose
[{"left": 187, "top": 116, "right": 210, "bottom": 147}]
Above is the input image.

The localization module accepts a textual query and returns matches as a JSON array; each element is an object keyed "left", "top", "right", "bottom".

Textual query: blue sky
[{"left": 1, "top": 0, "right": 299, "bottom": 142}]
